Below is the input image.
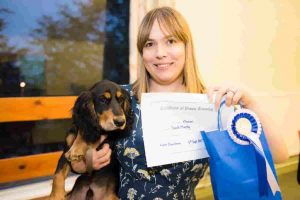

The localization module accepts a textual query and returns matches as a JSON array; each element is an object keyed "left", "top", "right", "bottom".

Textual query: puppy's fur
[{"left": 49, "top": 80, "right": 133, "bottom": 200}]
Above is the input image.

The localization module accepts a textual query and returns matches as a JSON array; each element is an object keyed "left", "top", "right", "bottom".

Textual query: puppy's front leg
[
  {"left": 64, "top": 133, "right": 104, "bottom": 173},
  {"left": 49, "top": 160, "right": 70, "bottom": 200},
  {"left": 65, "top": 133, "right": 89, "bottom": 173}
]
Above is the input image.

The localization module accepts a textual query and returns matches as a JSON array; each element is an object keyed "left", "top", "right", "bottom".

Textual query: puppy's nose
[{"left": 114, "top": 118, "right": 125, "bottom": 127}]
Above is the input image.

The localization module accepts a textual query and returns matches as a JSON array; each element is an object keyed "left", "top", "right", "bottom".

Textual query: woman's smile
[{"left": 154, "top": 62, "right": 174, "bottom": 69}]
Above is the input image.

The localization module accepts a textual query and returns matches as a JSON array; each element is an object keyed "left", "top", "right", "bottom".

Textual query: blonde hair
[{"left": 132, "top": 7, "right": 206, "bottom": 101}]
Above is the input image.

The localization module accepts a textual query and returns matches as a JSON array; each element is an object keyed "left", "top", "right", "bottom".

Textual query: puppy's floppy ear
[
  {"left": 72, "top": 91, "right": 100, "bottom": 143},
  {"left": 121, "top": 88, "right": 133, "bottom": 130}
]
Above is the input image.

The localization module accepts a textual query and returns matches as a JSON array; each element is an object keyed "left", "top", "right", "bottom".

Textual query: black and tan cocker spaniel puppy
[{"left": 49, "top": 80, "right": 133, "bottom": 200}]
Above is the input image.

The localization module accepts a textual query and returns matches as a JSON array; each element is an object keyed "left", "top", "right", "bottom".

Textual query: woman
[{"left": 89, "top": 7, "right": 288, "bottom": 199}]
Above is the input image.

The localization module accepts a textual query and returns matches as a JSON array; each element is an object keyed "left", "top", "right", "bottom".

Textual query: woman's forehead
[
  {"left": 149, "top": 19, "right": 178, "bottom": 39},
  {"left": 149, "top": 20, "right": 170, "bottom": 36}
]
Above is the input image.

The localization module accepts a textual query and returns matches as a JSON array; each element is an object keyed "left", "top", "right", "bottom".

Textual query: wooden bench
[{"left": 0, "top": 96, "right": 76, "bottom": 184}]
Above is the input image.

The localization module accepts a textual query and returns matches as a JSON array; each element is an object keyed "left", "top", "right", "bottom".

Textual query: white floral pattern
[
  {"left": 116, "top": 85, "right": 209, "bottom": 199},
  {"left": 160, "top": 169, "right": 171, "bottom": 178},
  {"left": 191, "top": 163, "right": 203, "bottom": 173},
  {"left": 124, "top": 147, "right": 140, "bottom": 159},
  {"left": 137, "top": 169, "right": 151, "bottom": 180},
  {"left": 127, "top": 188, "right": 137, "bottom": 200}
]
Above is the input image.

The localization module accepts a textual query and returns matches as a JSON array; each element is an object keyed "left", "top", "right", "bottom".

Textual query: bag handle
[
  {"left": 217, "top": 101, "right": 226, "bottom": 131},
  {"left": 217, "top": 101, "right": 241, "bottom": 131}
]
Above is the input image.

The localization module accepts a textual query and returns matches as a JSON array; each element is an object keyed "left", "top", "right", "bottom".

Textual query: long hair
[{"left": 132, "top": 6, "right": 206, "bottom": 102}]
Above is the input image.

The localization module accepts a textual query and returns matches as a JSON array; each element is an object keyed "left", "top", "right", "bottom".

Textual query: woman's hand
[
  {"left": 92, "top": 143, "right": 112, "bottom": 170},
  {"left": 207, "top": 85, "right": 256, "bottom": 110},
  {"left": 207, "top": 84, "right": 289, "bottom": 163}
]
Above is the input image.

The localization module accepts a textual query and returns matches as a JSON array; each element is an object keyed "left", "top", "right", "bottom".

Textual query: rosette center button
[{"left": 235, "top": 118, "right": 252, "bottom": 136}]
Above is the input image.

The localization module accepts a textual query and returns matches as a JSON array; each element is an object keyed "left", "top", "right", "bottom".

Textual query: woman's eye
[
  {"left": 167, "top": 39, "right": 176, "bottom": 45},
  {"left": 144, "top": 42, "right": 153, "bottom": 48}
]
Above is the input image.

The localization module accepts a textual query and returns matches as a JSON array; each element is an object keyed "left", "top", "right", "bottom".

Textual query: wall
[{"left": 175, "top": 0, "right": 300, "bottom": 155}]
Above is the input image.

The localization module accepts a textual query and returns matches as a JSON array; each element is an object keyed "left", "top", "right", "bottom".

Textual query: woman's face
[{"left": 142, "top": 20, "right": 185, "bottom": 86}]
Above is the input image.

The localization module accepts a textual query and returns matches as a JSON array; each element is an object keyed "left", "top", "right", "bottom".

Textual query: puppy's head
[{"left": 72, "top": 80, "right": 132, "bottom": 143}]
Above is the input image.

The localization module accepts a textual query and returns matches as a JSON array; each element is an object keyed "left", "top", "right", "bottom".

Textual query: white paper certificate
[{"left": 141, "top": 93, "right": 233, "bottom": 167}]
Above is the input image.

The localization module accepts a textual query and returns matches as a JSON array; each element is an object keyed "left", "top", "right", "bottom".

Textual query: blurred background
[
  {"left": 0, "top": 0, "right": 129, "bottom": 159},
  {"left": 0, "top": 0, "right": 299, "bottom": 199}
]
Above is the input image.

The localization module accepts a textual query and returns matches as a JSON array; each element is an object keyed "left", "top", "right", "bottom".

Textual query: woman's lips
[{"left": 154, "top": 63, "right": 173, "bottom": 69}]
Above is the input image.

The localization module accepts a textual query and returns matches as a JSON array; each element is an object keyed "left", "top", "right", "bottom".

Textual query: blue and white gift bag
[{"left": 201, "top": 103, "right": 282, "bottom": 200}]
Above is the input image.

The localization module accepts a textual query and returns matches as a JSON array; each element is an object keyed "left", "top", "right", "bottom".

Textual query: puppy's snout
[{"left": 113, "top": 117, "right": 125, "bottom": 127}]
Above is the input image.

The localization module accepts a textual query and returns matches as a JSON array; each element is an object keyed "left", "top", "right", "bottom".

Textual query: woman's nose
[{"left": 156, "top": 43, "right": 167, "bottom": 59}]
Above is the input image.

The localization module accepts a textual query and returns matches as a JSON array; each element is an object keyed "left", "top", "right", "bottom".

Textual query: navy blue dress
[{"left": 116, "top": 85, "right": 209, "bottom": 200}]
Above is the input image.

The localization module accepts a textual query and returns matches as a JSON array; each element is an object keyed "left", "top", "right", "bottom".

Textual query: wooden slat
[
  {"left": 0, "top": 96, "right": 77, "bottom": 122},
  {"left": 0, "top": 96, "right": 76, "bottom": 183},
  {"left": 0, "top": 151, "right": 63, "bottom": 183}
]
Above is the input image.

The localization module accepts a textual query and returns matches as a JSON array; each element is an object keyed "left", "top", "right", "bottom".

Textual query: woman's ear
[{"left": 72, "top": 91, "right": 100, "bottom": 142}]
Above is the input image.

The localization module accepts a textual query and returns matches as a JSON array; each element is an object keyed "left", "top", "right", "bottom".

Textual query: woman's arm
[
  {"left": 244, "top": 100, "right": 289, "bottom": 163},
  {"left": 207, "top": 86, "right": 289, "bottom": 164}
]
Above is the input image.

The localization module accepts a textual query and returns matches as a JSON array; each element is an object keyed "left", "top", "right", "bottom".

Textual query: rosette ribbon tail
[
  {"left": 247, "top": 133, "right": 281, "bottom": 196},
  {"left": 252, "top": 142, "right": 268, "bottom": 196}
]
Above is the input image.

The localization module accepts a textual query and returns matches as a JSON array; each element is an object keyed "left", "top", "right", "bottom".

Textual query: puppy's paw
[
  {"left": 65, "top": 147, "right": 88, "bottom": 173},
  {"left": 65, "top": 144, "right": 87, "bottom": 163},
  {"left": 65, "top": 134, "right": 88, "bottom": 163},
  {"left": 67, "top": 153, "right": 85, "bottom": 162}
]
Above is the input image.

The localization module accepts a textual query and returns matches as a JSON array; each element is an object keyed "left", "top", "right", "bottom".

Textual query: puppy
[{"left": 49, "top": 80, "right": 133, "bottom": 200}]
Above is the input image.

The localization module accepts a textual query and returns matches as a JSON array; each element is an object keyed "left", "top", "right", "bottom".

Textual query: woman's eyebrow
[
  {"left": 165, "top": 35, "right": 176, "bottom": 39},
  {"left": 146, "top": 38, "right": 155, "bottom": 41},
  {"left": 147, "top": 35, "right": 176, "bottom": 41}
]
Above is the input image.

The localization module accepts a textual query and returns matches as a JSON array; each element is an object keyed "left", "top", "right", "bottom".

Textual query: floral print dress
[{"left": 116, "top": 85, "right": 209, "bottom": 200}]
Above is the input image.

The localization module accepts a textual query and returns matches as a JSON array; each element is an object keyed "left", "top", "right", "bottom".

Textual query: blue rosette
[
  {"left": 227, "top": 108, "right": 280, "bottom": 197},
  {"left": 227, "top": 109, "right": 262, "bottom": 145}
]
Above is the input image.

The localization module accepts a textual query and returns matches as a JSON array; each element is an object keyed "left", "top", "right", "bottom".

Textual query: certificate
[{"left": 141, "top": 93, "right": 233, "bottom": 167}]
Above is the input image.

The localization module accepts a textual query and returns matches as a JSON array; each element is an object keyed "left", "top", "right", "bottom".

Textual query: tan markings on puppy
[
  {"left": 49, "top": 163, "right": 70, "bottom": 199},
  {"left": 66, "top": 134, "right": 76, "bottom": 147},
  {"left": 103, "top": 92, "right": 111, "bottom": 99},
  {"left": 90, "top": 102, "right": 95, "bottom": 110},
  {"left": 116, "top": 90, "right": 122, "bottom": 98},
  {"left": 99, "top": 109, "right": 115, "bottom": 130}
]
